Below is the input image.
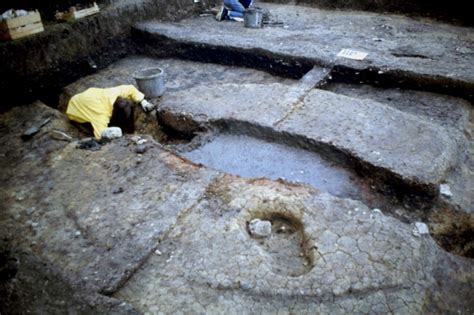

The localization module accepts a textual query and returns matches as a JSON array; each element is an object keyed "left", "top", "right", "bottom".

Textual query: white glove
[
  {"left": 140, "top": 99, "right": 155, "bottom": 112},
  {"left": 101, "top": 127, "right": 122, "bottom": 140}
]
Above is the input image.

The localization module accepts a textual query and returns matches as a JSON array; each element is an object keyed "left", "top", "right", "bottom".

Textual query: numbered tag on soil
[{"left": 337, "top": 49, "right": 368, "bottom": 61}]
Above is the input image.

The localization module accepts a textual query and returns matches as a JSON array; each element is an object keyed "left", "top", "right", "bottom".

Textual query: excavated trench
[
  {"left": 151, "top": 111, "right": 473, "bottom": 259},
  {"left": 2, "top": 2, "right": 474, "bottom": 313},
  {"left": 46, "top": 49, "right": 473, "bottom": 259},
  {"left": 144, "top": 62, "right": 473, "bottom": 259},
  {"left": 30, "top": 22, "right": 474, "bottom": 260}
]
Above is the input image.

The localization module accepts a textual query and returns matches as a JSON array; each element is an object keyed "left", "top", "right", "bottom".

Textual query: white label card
[{"left": 337, "top": 49, "right": 368, "bottom": 61}]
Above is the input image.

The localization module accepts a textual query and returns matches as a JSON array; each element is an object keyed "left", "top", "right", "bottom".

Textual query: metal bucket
[
  {"left": 244, "top": 8, "right": 263, "bottom": 28},
  {"left": 133, "top": 67, "right": 166, "bottom": 98}
]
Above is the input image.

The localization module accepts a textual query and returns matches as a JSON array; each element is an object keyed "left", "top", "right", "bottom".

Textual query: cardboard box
[{"left": 0, "top": 11, "right": 44, "bottom": 41}]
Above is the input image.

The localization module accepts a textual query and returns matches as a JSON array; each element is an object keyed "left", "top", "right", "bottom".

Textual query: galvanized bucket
[
  {"left": 244, "top": 8, "right": 263, "bottom": 28},
  {"left": 133, "top": 67, "right": 166, "bottom": 98}
]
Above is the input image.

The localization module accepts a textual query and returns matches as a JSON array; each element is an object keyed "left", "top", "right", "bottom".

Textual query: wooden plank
[
  {"left": 9, "top": 22, "right": 44, "bottom": 40},
  {"left": 0, "top": 22, "right": 44, "bottom": 40},
  {"left": 56, "top": 3, "right": 100, "bottom": 22},
  {"left": 72, "top": 3, "right": 100, "bottom": 19},
  {"left": 0, "top": 11, "right": 41, "bottom": 30},
  {"left": 72, "top": 9, "right": 100, "bottom": 20}
]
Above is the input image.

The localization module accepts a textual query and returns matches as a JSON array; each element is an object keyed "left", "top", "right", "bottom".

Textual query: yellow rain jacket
[{"left": 66, "top": 85, "right": 145, "bottom": 139}]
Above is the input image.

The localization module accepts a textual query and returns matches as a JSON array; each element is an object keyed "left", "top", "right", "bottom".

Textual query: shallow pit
[
  {"left": 247, "top": 212, "right": 314, "bottom": 277},
  {"left": 183, "top": 133, "right": 364, "bottom": 199}
]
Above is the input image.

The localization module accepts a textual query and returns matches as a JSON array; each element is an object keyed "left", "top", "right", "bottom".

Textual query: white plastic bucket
[{"left": 133, "top": 67, "right": 166, "bottom": 98}]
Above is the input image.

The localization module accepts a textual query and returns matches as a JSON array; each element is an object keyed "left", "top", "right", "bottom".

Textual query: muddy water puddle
[{"left": 183, "top": 133, "right": 365, "bottom": 200}]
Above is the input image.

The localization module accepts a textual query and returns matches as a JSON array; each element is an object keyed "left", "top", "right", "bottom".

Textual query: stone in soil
[{"left": 248, "top": 219, "right": 272, "bottom": 238}]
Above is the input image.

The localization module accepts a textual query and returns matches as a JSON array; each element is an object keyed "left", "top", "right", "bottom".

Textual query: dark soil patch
[{"left": 429, "top": 207, "right": 474, "bottom": 258}]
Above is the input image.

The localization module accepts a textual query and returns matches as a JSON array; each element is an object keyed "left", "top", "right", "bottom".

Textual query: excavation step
[
  {"left": 276, "top": 89, "right": 459, "bottom": 190},
  {"left": 324, "top": 83, "right": 472, "bottom": 131},
  {"left": 134, "top": 3, "right": 474, "bottom": 97},
  {"left": 160, "top": 83, "right": 458, "bottom": 193}
]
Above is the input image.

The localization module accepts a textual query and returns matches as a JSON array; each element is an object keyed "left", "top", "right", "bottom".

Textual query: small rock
[
  {"left": 130, "top": 135, "right": 141, "bottom": 143},
  {"left": 248, "top": 219, "right": 272, "bottom": 238},
  {"left": 155, "top": 249, "right": 162, "bottom": 256},
  {"left": 372, "top": 208, "right": 382, "bottom": 214},
  {"left": 135, "top": 144, "right": 147, "bottom": 154},
  {"left": 414, "top": 222, "right": 429, "bottom": 235},
  {"left": 112, "top": 187, "right": 124, "bottom": 194},
  {"left": 439, "top": 184, "right": 453, "bottom": 198},
  {"left": 101, "top": 127, "right": 122, "bottom": 140}
]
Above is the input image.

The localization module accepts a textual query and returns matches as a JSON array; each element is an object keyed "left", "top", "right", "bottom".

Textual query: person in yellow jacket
[{"left": 66, "top": 85, "right": 154, "bottom": 139}]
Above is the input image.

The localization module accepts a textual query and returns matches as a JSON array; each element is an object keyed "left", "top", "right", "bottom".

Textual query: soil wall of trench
[{"left": 0, "top": 0, "right": 219, "bottom": 111}]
